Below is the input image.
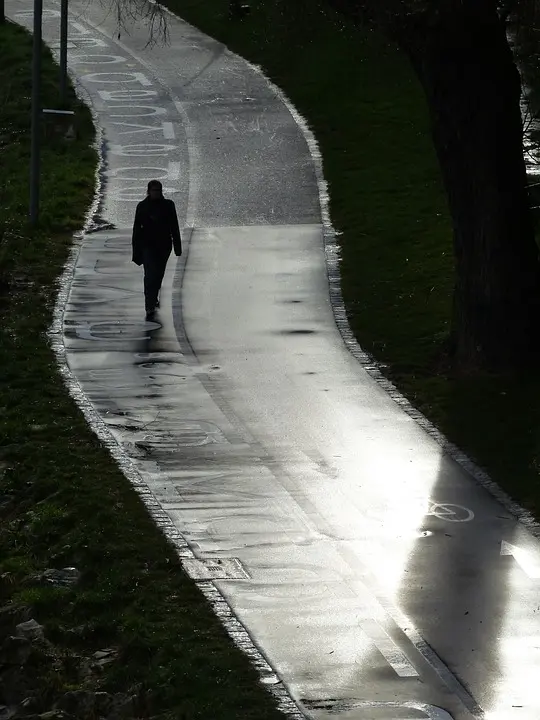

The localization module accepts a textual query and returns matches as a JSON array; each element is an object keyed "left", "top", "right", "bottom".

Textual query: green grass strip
[{"left": 0, "top": 21, "right": 286, "bottom": 719}]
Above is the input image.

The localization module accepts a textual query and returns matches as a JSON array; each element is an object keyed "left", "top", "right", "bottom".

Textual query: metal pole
[
  {"left": 59, "top": 0, "right": 68, "bottom": 105},
  {"left": 29, "top": 0, "right": 43, "bottom": 226}
]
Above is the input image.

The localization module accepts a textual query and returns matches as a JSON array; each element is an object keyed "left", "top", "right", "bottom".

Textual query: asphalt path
[{"left": 8, "top": 1, "right": 540, "bottom": 718}]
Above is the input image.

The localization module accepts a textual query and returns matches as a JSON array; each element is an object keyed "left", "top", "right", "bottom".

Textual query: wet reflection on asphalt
[{"left": 8, "top": 0, "right": 540, "bottom": 718}]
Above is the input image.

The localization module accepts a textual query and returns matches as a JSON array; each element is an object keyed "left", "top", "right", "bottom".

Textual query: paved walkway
[{"left": 9, "top": 1, "right": 540, "bottom": 718}]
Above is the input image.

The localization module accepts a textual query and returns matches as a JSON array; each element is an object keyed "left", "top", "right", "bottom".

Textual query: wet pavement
[{"left": 8, "top": 1, "right": 540, "bottom": 718}]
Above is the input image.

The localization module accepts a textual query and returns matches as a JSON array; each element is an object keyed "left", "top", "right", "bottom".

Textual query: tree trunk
[{"left": 403, "top": 4, "right": 540, "bottom": 372}]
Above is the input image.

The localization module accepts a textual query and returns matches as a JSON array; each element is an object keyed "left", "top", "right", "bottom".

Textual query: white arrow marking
[{"left": 501, "top": 541, "right": 540, "bottom": 578}]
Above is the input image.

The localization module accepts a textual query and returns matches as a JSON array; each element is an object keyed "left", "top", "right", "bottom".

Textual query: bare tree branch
[{"left": 100, "top": 0, "right": 169, "bottom": 47}]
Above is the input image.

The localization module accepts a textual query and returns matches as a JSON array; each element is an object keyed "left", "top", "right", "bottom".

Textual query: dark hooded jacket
[{"left": 132, "top": 194, "right": 182, "bottom": 265}]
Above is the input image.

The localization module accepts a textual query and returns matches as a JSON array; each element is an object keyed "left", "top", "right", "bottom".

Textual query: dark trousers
[{"left": 143, "top": 248, "right": 171, "bottom": 311}]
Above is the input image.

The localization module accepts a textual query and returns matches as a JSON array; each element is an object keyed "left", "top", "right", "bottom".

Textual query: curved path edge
[
  {"left": 38, "top": 18, "right": 307, "bottom": 720},
  {"left": 164, "top": 0, "right": 540, "bottom": 538},
  {"left": 254, "top": 72, "right": 540, "bottom": 538},
  {"left": 2, "top": 7, "right": 306, "bottom": 717},
  {"left": 7, "top": 2, "right": 540, "bottom": 719}
]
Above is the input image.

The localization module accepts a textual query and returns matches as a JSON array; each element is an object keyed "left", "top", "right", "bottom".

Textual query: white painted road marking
[
  {"left": 110, "top": 143, "right": 177, "bottom": 157},
  {"left": 162, "top": 121, "right": 176, "bottom": 139},
  {"left": 98, "top": 89, "right": 158, "bottom": 101},
  {"left": 82, "top": 71, "right": 152, "bottom": 86},
  {"left": 70, "top": 54, "right": 127, "bottom": 65},
  {"left": 70, "top": 20, "right": 90, "bottom": 34},
  {"left": 14, "top": 7, "right": 59, "bottom": 17},
  {"left": 111, "top": 121, "right": 173, "bottom": 138},
  {"left": 428, "top": 502, "right": 474, "bottom": 522},
  {"left": 109, "top": 105, "right": 167, "bottom": 118},
  {"left": 501, "top": 540, "right": 540, "bottom": 579},
  {"left": 361, "top": 621, "right": 419, "bottom": 677}
]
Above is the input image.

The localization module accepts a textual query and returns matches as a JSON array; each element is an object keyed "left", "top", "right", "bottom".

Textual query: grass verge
[
  {"left": 164, "top": 0, "right": 540, "bottom": 515},
  {"left": 0, "top": 21, "right": 287, "bottom": 720}
]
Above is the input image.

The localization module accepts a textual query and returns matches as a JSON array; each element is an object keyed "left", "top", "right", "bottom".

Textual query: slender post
[
  {"left": 30, "top": 0, "right": 43, "bottom": 226},
  {"left": 59, "top": 0, "right": 68, "bottom": 105}
]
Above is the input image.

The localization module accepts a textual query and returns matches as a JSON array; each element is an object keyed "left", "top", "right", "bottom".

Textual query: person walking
[{"left": 132, "top": 180, "right": 182, "bottom": 320}]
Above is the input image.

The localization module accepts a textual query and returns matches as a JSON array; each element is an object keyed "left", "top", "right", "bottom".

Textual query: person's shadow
[{"left": 395, "top": 453, "right": 515, "bottom": 718}]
